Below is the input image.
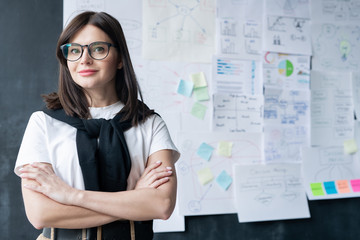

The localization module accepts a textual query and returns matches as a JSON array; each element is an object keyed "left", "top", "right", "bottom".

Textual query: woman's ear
[{"left": 117, "top": 61, "right": 123, "bottom": 69}]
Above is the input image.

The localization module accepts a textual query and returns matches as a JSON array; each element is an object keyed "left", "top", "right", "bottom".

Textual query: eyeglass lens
[{"left": 62, "top": 42, "right": 110, "bottom": 61}]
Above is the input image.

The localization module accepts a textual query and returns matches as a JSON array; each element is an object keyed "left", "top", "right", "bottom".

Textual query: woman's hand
[
  {"left": 19, "top": 162, "right": 78, "bottom": 205},
  {"left": 135, "top": 161, "right": 173, "bottom": 190}
]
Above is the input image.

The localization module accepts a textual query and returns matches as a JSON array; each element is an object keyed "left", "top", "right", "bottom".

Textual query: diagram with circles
[
  {"left": 143, "top": 0, "right": 216, "bottom": 62},
  {"left": 176, "top": 132, "right": 263, "bottom": 216},
  {"left": 234, "top": 163, "right": 310, "bottom": 222},
  {"left": 302, "top": 146, "right": 360, "bottom": 200}
]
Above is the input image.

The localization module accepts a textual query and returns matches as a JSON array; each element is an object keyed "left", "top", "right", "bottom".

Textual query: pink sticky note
[
  {"left": 336, "top": 180, "right": 351, "bottom": 194},
  {"left": 350, "top": 179, "right": 360, "bottom": 192}
]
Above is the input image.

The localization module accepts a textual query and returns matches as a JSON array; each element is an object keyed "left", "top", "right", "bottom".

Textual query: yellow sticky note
[
  {"left": 190, "top": 72, "right": 207, "bottom": 88},
  {"left": 217, "top": 141, "right": 233, "bottom": 157},
  {"left": 197, "top": 167, "right": 214, "bottom": 185},
  {"left": 344, "top": 139, "right": 358, "bottom": 154}
]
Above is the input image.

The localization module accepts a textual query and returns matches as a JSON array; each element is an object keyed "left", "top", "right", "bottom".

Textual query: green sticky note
[
  {"left": 193, "top": 87, "right": 210, "bottom": 101},
  {"left": 191, "top": 102, "right": 207, "bottom": 120},
  {"left": 310, "top": 183, "right": 325, "bottom": 196},
  {"left": 190, "top": 72, "right": 207, "bottom": 88},
  {"left": 344, "top": 139, "right": 358, "bottom": 154},
  {"left": 217, "top": 141, "right": 233, "bottom": 157},
  {"left": 197, "top": 167, "right": 214, "bottom": 185}
]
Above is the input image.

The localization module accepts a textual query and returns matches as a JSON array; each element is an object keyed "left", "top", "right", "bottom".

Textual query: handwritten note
[
  {"left": 234, "top": 163, "right": 310, "bottom": 222},
  {"left": 311, "top": 71, "right": 354, "bottom": 146},
  {"left": 302, "top": 146, "right": 360, "bottom": 200},
  {"left": 213, "top": 93, "right": 264, "bottom": 133}
]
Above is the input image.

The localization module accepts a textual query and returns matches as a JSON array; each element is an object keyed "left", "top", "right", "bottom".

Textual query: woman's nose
[{"left": 79, "top": 47, "right": 93, "bottom": 64}]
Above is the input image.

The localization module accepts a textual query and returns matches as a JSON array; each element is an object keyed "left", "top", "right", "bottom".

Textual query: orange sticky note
[{"left": 336, "top": 180, "right": 351, "bottom": 194}]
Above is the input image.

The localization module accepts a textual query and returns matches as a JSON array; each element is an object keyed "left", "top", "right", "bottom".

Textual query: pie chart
[{"left": 278, "top": 60, "right": 294, "bottom": 77}]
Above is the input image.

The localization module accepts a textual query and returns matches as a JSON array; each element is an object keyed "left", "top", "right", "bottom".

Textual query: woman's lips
[{"left": 79, "top": 69, "right": 98, "bottom": 76}]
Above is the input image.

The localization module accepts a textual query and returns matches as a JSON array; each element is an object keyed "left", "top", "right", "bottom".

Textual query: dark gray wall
[
  {"left": 1, "top": 1, "right": 360, "bottom": 239},
  {"left": 0, "top": 0, "right": 62, "bottom": 238}
]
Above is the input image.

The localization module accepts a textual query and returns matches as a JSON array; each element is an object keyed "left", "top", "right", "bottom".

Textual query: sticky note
[
  {"left": 324, "top": 181, "right": 338, "bottom": 194},
  {"left": 190, "top": 72, "right": 207, "bottom": 88},
  {"left": 217, "top": 141, "right": 233, "bottom": 157},
  {"left": 191, "top": 102, "right": 207, "bottom": 120},
  {"left": 177, "top": 79, "right": 194, "bottom": 97},
  {"left": 216, "top": 170, "right": 232, "bottom": 190},
  {"left": 336, "top": 180, "right": 351, "bottom": 194},
  {"left": 350, "top": 179, "right": 360, "bottom": 192},
  {"left": 193, "top": 87, "right": 210, "bottom": 101},
  {"left": 310, "top": 183, "right": 325, "bottom": 196},
  {"left": 196, "top": 142, "right": 214, "bottom": 161},
  {"left": 344, "top": 139, "right": 358, "bottom": 154},
  {"left": 197, "top": 167, "right": 214, "bottom": 185}
]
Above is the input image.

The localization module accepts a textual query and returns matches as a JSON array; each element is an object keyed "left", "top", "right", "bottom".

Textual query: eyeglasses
[{"left": 60, "top": 41, "right": 117, "bottom": 61}]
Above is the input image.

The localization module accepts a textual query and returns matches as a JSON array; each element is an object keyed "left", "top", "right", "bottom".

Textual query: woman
[{"left": 15, "top": 11, "right": 179, "bottom": 240}]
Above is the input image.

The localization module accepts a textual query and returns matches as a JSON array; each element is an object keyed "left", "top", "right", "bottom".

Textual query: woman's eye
[
  {"left": 93, "top": 47, "right": 105, "bottom": 53},
  {"left": 70, "top": 48, "right": 81, "bottom": 54}
]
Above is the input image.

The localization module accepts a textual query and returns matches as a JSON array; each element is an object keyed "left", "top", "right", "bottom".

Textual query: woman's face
[{"left": 67, "top": 24, "right": 122, "bottom": 96}]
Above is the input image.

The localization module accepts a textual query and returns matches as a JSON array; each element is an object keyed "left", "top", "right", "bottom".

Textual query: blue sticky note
[
  {"left": 196, "top": 142, "right": 214, "bottom": 161},
  {"left": 177, "top": 79, "right": 193, "bottom": 97},
  {"left": 324, "top": 181, "right": 338, "bottom": 194},
  {"left": 216, "top": 170, "right": 232, "bottom": 190}
]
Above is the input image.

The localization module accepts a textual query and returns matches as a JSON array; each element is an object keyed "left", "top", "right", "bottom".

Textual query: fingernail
[
  {"left": 19, "top": 168, "right": 24, "bottom": 172},
  {"left": 167, "top": 171, "right": 173, "bottom": 174},
  {"left": 166, "top": 167, "right": 172, "bottom": 170},
  {"left": 156, "top": 161, "right": 161, "bottom": 164}
]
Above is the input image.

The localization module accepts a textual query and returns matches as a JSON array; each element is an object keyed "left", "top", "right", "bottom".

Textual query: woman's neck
[{"left": 86, "top": 90, "right": 119, "bottom": 108}]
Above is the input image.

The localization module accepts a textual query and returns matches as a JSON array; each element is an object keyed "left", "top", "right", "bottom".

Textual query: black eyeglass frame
[{"left": 60, "top": 41, "right": 118, "bottom": 62}]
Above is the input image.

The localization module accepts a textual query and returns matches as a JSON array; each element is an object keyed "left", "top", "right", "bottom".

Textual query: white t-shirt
[{"left": 14, "top": 102, "right": 180, "bottom": 190}]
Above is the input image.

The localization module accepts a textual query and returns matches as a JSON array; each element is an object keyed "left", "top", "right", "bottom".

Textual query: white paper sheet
[
  {"left": 302, "top": 146, "right": 360, "bottom": 200},
  {"left": 263, "top": 0, "right": 312, "bottom": 55},
  {"left": 311, "top": 0, "right": 360, "bottom": 23},
  {"left": 264, "top": 124, "right": 309, "bottom": 163},
  {"left": 264, "top": 88, "right": 310, "bottom": 126},
  {"left": 216, "top": 0, "right": 264, "bottom": 60},
  {"left": 266, "top": 0, "right": 311, "bottom": 18},
  {"left": 63, "top": 0, "right": 143, "bottom": 57},
  {"left": 311, "top": 23, "right": 360, "bottom": 71},
  {"left": 234, "top": 163, "right": 310, "bottom": 222},
  {"left": 142, "top": 0, "right": 216, "bottom": 63},
  {"left": 310, "top": 71, "right": 354, "bottom": 146},
  {"left": 212, "top": 93, "right": 264, "bottom": 133},
  {"left": 352, "top": 72, "right": 360, "bottom": 119},
  {"left": 212, "top": 56, "right": 263, "bottom": 95},
  {"left": 177, "top": 132, "right": 263, "bottom": 216},
  {"left": 132, "top": 56, "right": 213, "bottom": 133},
  {"left": 263, "top": 52, "right": 310, "bottom": 90}
]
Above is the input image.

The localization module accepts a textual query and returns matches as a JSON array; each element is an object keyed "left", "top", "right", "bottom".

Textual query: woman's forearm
[
  {"left": 22, "top": 179, "right": 118, "bottom": 229},
  {"left": 72, "top": 176, "right": 177, "bottom": 221}
]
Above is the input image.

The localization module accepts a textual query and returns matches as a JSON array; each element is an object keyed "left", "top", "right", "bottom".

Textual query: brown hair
[{"left": 43, "top": 11, "right": 153, "bottom": 125}]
